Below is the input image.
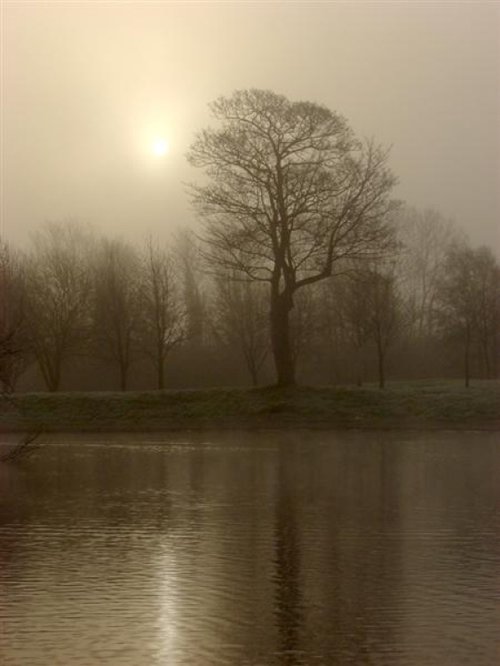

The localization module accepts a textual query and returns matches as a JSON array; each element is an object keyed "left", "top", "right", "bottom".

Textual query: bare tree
[
  {"left": 92, "top": 239, "right": 140, "bottom": 391},
  {"left": 364, "top": 264, "right": 403, "bottom": 389},
  {"left": 0, "top": 241, "right": 30, "bottom": 391},
  {"left": 437, "top": 243, "right": 500, "bottom": 387},
  {"left": 213, "top": 276, "right": 269, "bottom": 386},
  {"left": 472, "top": 248, "right": 500, "bottom": 379},
  {"left": 398, "top": 207, "right": 459, "bottom": 339},
  {"left": 24, "top": 223, "right": 93, "bottom": 391},
  {"left": 321, "top": 259, "right": 403, "bottom": 389},
  {"left": 138, "top": 239, "right": 185, "bottom": 389},
  {"left": 333, "top": 273, "right": 371, "bottom": 386},
  {"left": 174, "top": 229, "right": 206, "bottom": 345},
  {"left": 188, "top": 89, "right": 397, "bottom": 386}
]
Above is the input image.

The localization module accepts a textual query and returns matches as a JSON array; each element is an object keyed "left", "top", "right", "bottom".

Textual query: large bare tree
[{"left": 188, "top": 89, "right": 397, "bottom": 386}]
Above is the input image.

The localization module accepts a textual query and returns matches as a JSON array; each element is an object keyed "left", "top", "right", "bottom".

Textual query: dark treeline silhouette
[
  {"left": 1, "top": 90, "right": 499, "bottom": 392},
  {"left": 0, "top": 205, "right": 498, "bottom": 393}
]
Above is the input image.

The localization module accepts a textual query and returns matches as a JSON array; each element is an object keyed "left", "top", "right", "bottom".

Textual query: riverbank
[{"left": 1, "top": 381, "right": 499, "bottom": 432}]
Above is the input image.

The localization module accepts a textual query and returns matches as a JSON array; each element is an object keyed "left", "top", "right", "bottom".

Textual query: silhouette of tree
[
  {"left": 213, "top": 276, "right": 269, "bottom": 386},
  {"left": 24, "top": 223, "right": 93, "bottom": 391},
  {"left": 138, "top": 239, "right": 185, "bottom": 389},
  {"left": 92, "top": 239, "right": 140, "bottom": 391},
  {"left": 188, "top": 89, "right": 397, "bottom": 386},
  {"left": 437, "top": 243, "right": 500, "bottom": 386},
  {"left": 0, "top": 241, "right": 30, "bottom": 391}
]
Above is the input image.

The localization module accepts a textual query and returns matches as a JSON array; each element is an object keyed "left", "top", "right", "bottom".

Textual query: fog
[{"left": 1, "top": 2, "right": 499, "bottom": 250}]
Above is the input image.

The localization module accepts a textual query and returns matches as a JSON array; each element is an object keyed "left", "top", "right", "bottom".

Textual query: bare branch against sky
[{"left": 0, "top": 1, "right": 498, "bottom": 251}]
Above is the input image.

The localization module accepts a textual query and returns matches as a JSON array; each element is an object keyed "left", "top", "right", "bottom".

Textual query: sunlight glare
[{"left": 152, "top": 137, "right": 169, "bottom": 157}]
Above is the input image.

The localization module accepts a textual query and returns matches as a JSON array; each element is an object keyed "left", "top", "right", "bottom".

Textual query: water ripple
[{"left": 0, "top": 431, "right": 499, "bottom": 665}]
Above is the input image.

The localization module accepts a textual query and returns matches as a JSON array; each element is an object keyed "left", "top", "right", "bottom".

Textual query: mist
[
  {"left": 1, "top": 5, "right": 500, "bottom": 664},
  {"left": 2, "top": 2, "right": 499, "bottom": 251}
]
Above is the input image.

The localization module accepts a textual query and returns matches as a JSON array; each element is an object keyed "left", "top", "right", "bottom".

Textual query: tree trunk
[{"left": 270, "top": 292, "right": 295, "bottom": 387}]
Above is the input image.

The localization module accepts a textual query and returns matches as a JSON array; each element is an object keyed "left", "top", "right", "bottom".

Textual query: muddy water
[{"left": 0, "top": 430, "right": 498, "bottom": 665}]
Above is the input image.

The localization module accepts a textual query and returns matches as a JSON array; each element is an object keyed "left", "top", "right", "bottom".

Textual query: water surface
[{"left": 0, "top": 430, "right": 498, "bottom": 665}]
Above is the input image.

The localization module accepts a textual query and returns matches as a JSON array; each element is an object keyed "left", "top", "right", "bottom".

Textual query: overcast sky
[{"left": 1, "top": 1, "right": 499, "bottom": 251}]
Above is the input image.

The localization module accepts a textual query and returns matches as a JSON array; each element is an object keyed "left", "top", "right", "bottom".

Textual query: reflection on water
[{"left": 0, "top": 431, "right": 498, "bottom": 665}]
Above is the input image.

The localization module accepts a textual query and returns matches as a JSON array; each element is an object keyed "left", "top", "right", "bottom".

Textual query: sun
[{"left": 151, "top": 137, "right": 169, "bottom": 157}]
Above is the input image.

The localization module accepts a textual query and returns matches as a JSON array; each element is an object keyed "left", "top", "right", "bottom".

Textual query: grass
[{"left": 1, "top": 380, "right": 499, "bottom": 432}]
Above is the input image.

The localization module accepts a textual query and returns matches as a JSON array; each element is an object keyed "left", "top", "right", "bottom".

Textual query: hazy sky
[{"left": 1, "top": 1, "right": 499, "bottom": 250}]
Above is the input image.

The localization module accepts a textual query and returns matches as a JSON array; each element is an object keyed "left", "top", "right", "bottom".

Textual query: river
[{"left": 0, "top": 430, "right": 498, "bottom": 665}]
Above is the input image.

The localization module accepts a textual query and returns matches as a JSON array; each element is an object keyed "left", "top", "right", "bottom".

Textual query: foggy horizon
[{"left": 1, "top": 1, "right": 499, "bottom": 252}]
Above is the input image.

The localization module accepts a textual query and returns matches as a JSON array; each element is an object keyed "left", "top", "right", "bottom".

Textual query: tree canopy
[{"left": 188, "top": 89, "right": 397, "bottom": 385}]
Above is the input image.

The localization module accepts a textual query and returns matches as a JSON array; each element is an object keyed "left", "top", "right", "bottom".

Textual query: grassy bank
[{"left": 1, "top": 381, "right": 499, "bottom": 432}]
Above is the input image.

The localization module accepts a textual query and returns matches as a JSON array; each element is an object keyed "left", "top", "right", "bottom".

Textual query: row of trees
[
  {"left": 1, "top": 207, "right": 498, "bottom": 393},
  {"left": 1, "top": 90, "right": 498, "bottom": 390},
  {"left": 187, "top": 90, "right": 498, "bottom": 386},
  {"left": 311, "top": 215, "right": 499, "bottom": 388},
  {"left": 0, "top": 226, "right": 186, "bottom": 392}
]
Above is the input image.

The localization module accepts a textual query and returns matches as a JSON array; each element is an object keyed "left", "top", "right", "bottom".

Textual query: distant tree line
[
  {"left": 0, "top": 207, "right": 498, "bottom": 393},
  {"left": 1, "top": 90, "right": 498, "bottom": 391}
]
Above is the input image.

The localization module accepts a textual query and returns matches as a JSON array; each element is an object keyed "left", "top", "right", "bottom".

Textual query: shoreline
[
  {"left": 2, "top": 383, "right": 499, "bottom": 434},
  {"left": 2, "top": 424, "right": 499, "bottom": 434}
]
